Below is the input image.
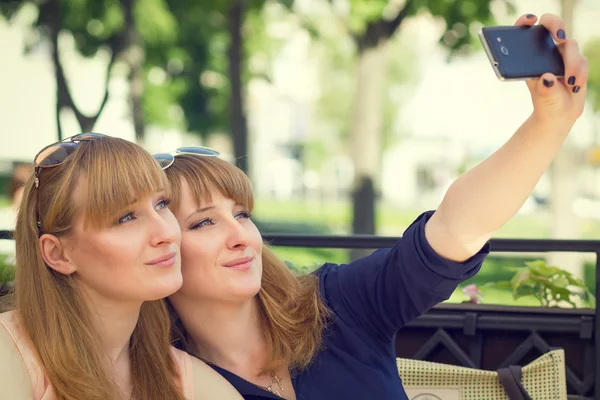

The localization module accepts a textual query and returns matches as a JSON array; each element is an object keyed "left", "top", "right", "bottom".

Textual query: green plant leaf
[
  {"left": 552, "top": 276, "right": 570, "bottom": 288},
  {"left": 511, "top": 270, "right": 530, "bottom": 291},
  {"left": 526, "top": 261, "right": 557, "bottom": 277},
  {"left": 481, "top": 281, "right": 512, "bottom": 290}
]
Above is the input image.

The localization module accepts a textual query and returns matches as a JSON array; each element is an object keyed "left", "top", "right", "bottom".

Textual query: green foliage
[
  {"left": 144, "top": 0, "right": 295, "bottom": 138},
  {"left": 583, "top": 37, "right": 600, "bottom": 113},
  {"left": 484, "top": 260, "right": 595, "bottom": 308},
  {"left": 0, "top": 0, "right": 188, "bottom": 135},
  {"left": 346, "top": 0, "right": 387, "bottom": 34},
  {"left": 419, "top": 0, "right": 515, "bottom": 55},
  {"left": 335, "top": 0, "right": 515, "bottom": 54},
  {"left": 0, "top": 0, "right": 220, "bottom": 134},
  {"left": 0, "top": 254, "right": 15, "bottom": 284},
  {"left": 134, "top": 0, "right": 178, "bottom": 46},
  {"left": 147, "top": 0, "right": 221, "bottom": 135}
]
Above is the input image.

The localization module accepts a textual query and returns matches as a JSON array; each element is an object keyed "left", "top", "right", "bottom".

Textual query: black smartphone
[{"left": 479, "top": 25, "right": 564, "bottom": 81}]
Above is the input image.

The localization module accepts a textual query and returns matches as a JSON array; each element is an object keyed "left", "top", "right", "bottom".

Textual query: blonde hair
[
  {"left": 8, "top": 136, "right": 185, "bottom": 400},
  {"left": 165, "top": 155, "right": 330, "bottom": 373}
]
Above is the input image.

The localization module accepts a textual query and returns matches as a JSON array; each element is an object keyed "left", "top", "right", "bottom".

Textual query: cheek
[
  {"left": 164, "top": 212, "right": 182, "bottom": 244},
  {"left": 180, "top": 235, "right": 200, "bottom": 263},
  {"left": 249, "top": 227, "right": 263, "bottom": 253},
  {"left": 71, "top": 236, "right": 135, "bottom": 279},
  {"left": 179, "top": 234, "right": 214, "bottom": 279},
  {"left": 75, "top": 237, "right": 118, "bottom": 263}
]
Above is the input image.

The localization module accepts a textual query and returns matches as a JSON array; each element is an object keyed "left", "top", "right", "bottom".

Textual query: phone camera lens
[{"left": 500, "top": 45, "right": 509, "bottom": 56}]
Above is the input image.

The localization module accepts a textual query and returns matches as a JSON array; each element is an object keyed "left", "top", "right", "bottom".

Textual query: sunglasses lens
[
  {"left": 34, "top": 142, "right": 79, "bottom": 167},
  {"left": 71, "top": 133, "right": 106, "bottom": 141},
  {"left": 177, "top": 147, "right": 220, "bottom": 157},
  {"left": 153, "top": 153, "right": 175, "bottom": 170}
]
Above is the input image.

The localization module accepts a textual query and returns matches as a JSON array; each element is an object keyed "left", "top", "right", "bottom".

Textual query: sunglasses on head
[
  {"left": 152, "top": 147, "right": 220, "bottom": 170},
  {"left": 33, "top": 133, "right": 106, "bottom": 188},
  {"left": 32, "top": 133, "right": 108, "bottom": 234}
]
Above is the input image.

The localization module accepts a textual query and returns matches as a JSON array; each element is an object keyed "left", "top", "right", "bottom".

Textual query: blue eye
[
  {"left": 118, "top": 213, "right": 135, "bottom": 224},
  {"left": 235, "top": 211, "right": 251, "bottom": 219},
  {"left": 156, "top": 198, "right": 171, "bottom": 210},
  {"left": 190, "top": 218, "right": 214, "bottom": 230}
]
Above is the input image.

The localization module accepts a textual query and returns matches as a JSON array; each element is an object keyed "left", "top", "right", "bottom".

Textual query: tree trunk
[
  {"left": 130, "top": 62, "right": 145, "bottom": 142},
  {"left": 349, "top": 40, "right": 392, "bottom": 260},
  {"left": 122, "top": 0, "right": 145, "bottom": 142},
  {"left": 227, "top": 1, "right": 249, "bottom": 173},
  {"left": 45, "top": 0, "right": 118, "bottom": 139},
  {"left": 55, "top": 90, "right": 63, "bottom": 141},
  {"left": 343, "top": 4, "right": 410, "bottom": 261},
  {"left": 546, "top": 0, "right": 582, "bottom": 279}
]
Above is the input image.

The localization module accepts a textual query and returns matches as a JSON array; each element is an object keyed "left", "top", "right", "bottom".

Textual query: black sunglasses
[
  {"left": 33, "top": 133, "right": 106, "bottom": 188},
  {"left": 152, "top": 146, "right": 220, "bottom": 169}
]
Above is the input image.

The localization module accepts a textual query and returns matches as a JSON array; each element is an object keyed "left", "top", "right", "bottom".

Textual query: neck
[
  {"left": 80, "top": 288, "right": 141, "bottom": 366},
  {"left": 173, "top": 295, "right": 266, "bottom": 374}
]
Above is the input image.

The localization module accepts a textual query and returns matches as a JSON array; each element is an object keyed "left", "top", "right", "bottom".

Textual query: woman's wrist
[{"left": 526, "top": 112, "right": 575, "bottom": 140}]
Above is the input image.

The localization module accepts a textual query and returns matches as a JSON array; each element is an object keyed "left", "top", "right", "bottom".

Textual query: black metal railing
[{"left": 2, "top": 230, "right": 600, "bottom": 398}]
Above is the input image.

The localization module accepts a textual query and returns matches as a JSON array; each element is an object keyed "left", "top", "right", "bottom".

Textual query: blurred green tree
[
  {"left": 0, "top": 0, "right": 180, "bottom": 140},
  {"left": 161, "top": 0, "right": 293, "bottom": 173},
  {"left": 315, "top": 0, "right": 515, "bottom": 239}
]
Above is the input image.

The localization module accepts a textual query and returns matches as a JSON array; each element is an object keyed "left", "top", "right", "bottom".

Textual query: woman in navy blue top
[
  {"left": 159, "top": 12, "right": 588, "bottom": 400},
  {"left": 192, "top": 211, "right": 488, "bottom": 400}
]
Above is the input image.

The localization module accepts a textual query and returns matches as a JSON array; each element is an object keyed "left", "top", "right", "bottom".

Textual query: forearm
[{"left": 426, "top": 114, "right": 574, "bottom": 261}]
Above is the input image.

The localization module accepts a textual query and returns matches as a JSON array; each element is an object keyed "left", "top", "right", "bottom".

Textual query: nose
[
  {"left": 224, "top": 217, "right": 249, "bottom": 251},
  {"left": 149, "top": 210, "right": 180, "bottom": 247}
]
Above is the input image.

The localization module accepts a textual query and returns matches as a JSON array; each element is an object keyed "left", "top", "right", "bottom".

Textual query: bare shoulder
[
  {"left": 190, "top": 356, "right": 243, "bottom": 400},
  {"left": 0, "top": 314, "right": 34, "bottom": 399}
]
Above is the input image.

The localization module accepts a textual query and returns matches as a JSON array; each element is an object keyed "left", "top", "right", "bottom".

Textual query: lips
[
  {"left": 222, "top": 256, "right": 253, "bottom": 269},
  {"left": 146, "top": 251, "right": 177, "bottom": 267}
]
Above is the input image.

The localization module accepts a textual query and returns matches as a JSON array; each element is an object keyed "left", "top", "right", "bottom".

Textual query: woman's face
[
  {"left": 169, "top": 179, "right": 263, "bottom": 305},
  {"left": 57, "top": 183, "right": 183, "bottom": 303}
]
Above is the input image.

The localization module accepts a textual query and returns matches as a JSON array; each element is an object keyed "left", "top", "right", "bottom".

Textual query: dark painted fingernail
[
  {"left": 573, "top": 86, "right": 580, "bottom": 93},
  {"left": 557, "top": 29, "right": 566, "bottom": 39},
  {"left": 568, "top": 76, "right": 576, "bottom": 85},
  {"left": 526, "top": 14, "right": 536, "bottom": 19},
  {"left": 543, "top": 79, "right": 554, "bottom": 88}
]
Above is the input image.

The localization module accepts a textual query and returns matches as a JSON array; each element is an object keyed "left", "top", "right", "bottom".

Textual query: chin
[
  {"left": 230, "top": 280, "right": 261, "bottom": 301},
  {"left": 147, "top": 274, "right": 184, "bottom": 300}
]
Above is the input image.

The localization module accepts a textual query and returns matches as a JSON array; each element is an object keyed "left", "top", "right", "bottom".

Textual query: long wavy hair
[
  {"left": 5, "top": 136, "right": 186, "bottom": 400},
  {"left": 165, "top": 155, "right": 330, "bottom": 373}
]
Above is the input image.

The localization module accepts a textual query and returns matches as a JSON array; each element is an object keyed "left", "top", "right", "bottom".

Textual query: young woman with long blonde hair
[{"left": 0, "top": 134, "right": 241, "bottom": 400}]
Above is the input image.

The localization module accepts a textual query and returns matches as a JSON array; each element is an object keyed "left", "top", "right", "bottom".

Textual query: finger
[
  {"left": 572, "top": 56, "right": 589, "bottom": 94},
  {"left": 534, "top": 73, "right": 560, "bottom": 99},
  {"left": 514, "top": 13, "right": 538, "bottom": 27},
  {"left": 557, "top": 40, "right": 585, "bottom": 92},
  {"left": 538, "top": 13, "right": 567, "bottom": 42}
]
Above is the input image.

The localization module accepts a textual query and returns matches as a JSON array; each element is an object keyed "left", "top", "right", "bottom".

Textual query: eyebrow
[{"left": 184, "top": 205, "right": 215, "bottom": 223}]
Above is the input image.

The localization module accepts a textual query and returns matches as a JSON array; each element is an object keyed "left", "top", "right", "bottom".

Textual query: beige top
[{"left": 0, "top": 310, "right": 194, "bottom": 399}]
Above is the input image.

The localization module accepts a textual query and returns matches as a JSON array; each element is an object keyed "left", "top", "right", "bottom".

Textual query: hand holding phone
[
  {"left": 479, "top": 25, "right": 564, "bottom": 81},
  {"left": 478, "top": 13, "right": 586, "bottom": 133}
]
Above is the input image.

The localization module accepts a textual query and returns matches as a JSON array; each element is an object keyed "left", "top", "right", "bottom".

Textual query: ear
[{"left": 39, "top": 234, "right": 77, "bottom": 275}]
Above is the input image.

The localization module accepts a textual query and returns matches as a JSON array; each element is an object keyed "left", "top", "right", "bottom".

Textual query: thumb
[
  {"left": 533, "top": 73, "right": 560, "bottom": 100},
  {"left": 529, "top": 73, "right": 563, "bottom": 111}
]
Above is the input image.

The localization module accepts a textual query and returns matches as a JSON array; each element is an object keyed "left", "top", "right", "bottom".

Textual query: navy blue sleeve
[{"left": 314, "top": 210, "right": 490, "bottom": 342}]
